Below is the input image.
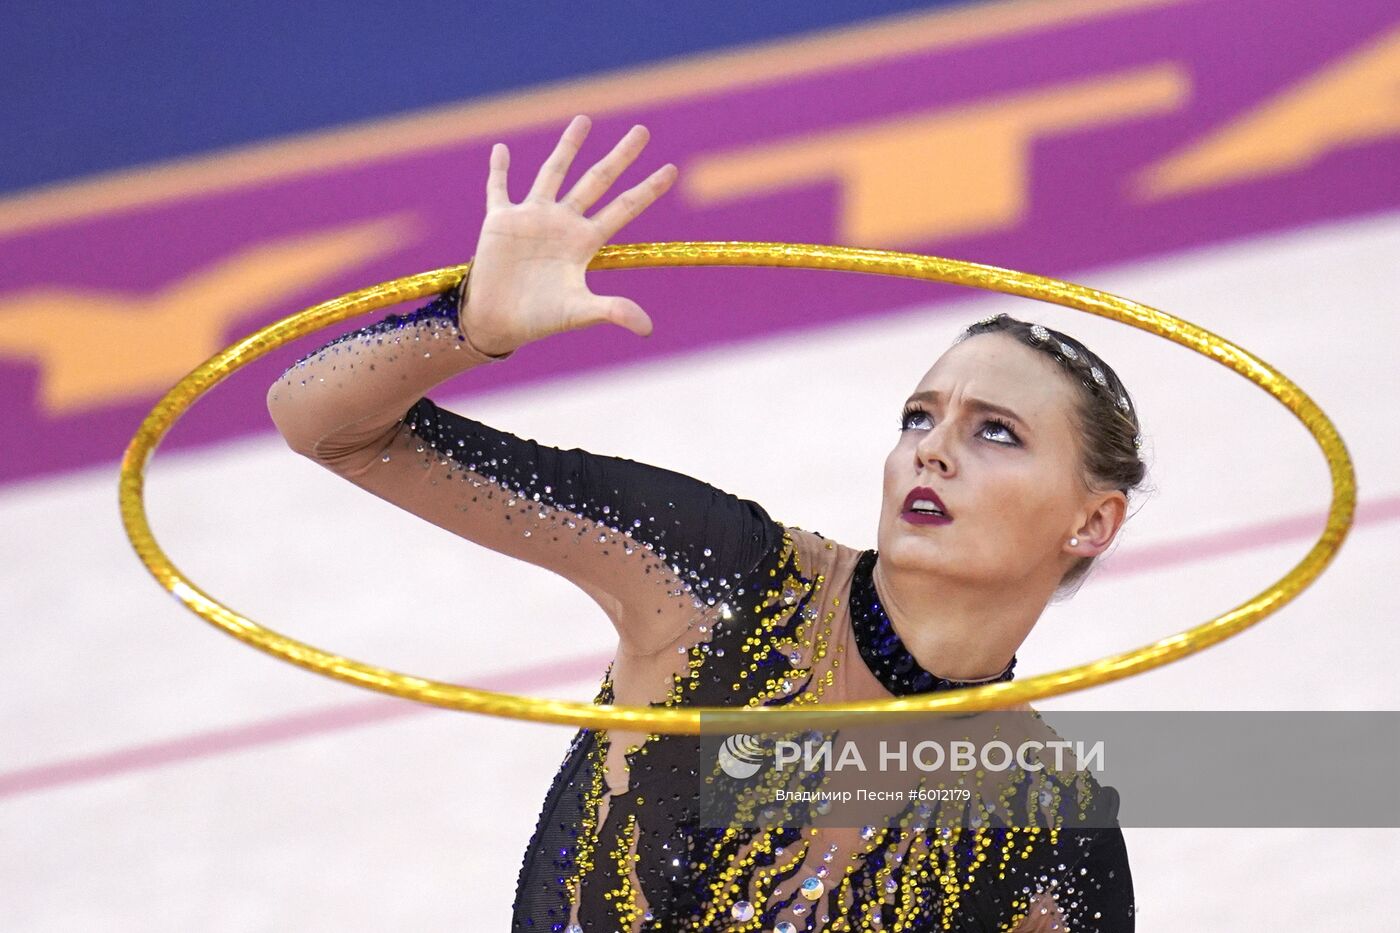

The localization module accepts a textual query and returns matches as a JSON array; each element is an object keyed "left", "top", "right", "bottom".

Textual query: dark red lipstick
[{"left": 901, "top": 486, "right": 952, "bottom": 525}]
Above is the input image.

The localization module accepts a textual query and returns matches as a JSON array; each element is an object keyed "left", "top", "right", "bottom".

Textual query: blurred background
[{"left": 3, "top": 0, "right": 1398, "bottom": 928}]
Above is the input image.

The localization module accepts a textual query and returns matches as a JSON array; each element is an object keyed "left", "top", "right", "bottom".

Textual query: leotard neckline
[{"left": 849, "top": 548, "right": 1017, "bottom": 696}]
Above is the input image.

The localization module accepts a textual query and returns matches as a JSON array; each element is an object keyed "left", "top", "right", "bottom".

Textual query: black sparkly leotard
[{"left": 268, "top": 288, "right": 1135, "bottom": 932}]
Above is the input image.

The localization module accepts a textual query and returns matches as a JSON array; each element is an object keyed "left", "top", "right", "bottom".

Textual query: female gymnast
[{"left": 268, "top": 115, "right": 1141, "bottom": 931}]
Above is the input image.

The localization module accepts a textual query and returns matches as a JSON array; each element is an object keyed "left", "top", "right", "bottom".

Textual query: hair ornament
[
  {"left": 1057, "top": 341, "right": 1079, "bottom": 360},
  {"left": 1090, "top": 366, "right": 1107, "bottom": 387},
  {"left": 1117, "top": 394, "right": 1130, "bottom": 413},
  {"left": 1030, "top": 323, "right": 1050, "bottom": 343}
]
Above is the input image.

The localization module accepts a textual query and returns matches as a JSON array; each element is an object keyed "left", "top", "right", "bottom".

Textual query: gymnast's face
[{"left": 878, "top": 332, "right": 1095, "bottom": 587}]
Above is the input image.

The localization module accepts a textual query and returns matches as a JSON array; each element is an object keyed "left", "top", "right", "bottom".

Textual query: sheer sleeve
[{"left": 266, "top": 287, "right": 785, "bottom": 654}]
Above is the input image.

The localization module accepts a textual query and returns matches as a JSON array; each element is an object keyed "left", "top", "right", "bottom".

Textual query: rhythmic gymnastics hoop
[{"left": 119, "top": 242, "right": 1355, "bottom": 734}]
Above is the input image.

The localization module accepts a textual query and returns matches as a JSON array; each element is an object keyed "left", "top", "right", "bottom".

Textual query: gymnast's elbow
[{"left": 265, "top": 379, "right": 322, "bottom": 460}]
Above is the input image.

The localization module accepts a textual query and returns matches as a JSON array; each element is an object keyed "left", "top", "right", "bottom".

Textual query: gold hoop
[{"left": 119, "top": 242, "right": 1355, "bottom": 734}]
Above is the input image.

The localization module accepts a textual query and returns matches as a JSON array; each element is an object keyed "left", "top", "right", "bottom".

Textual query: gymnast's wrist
[{"left": 451, "top": 271, "right": 516, "bottom": 361}]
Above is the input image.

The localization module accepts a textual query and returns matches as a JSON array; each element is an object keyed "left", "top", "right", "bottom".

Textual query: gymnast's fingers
[
  {"left": 589, "top": 162, "right": 678, "bottom": 242},
  {"left": 562, "top": 123, "right": 650, "bottom": 215},
  {"left": 577, "top": 293, "right": 654, "bottom": 340},
  {"left": 485, "top": 143, "right": 511, "bottom": 211},
  {"left": 526, "top": 114, "right": 591, "bottom": 203}
]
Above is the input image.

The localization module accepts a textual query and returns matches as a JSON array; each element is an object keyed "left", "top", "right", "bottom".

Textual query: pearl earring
[{"left": 1069, "top": 537, "right": 1079, "bottom": 546}]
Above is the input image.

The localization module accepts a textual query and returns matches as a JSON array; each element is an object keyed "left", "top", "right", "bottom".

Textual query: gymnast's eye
[
  {"left": 981, "top": 416, "right": 1021, "bottom": 446},
  {"left": 899, "top": 405, "right": 931, "bottom": 431}
]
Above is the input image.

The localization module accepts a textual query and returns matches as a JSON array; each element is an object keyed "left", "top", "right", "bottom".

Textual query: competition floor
[{"left": 3, "top": 210, "right": 1398, "bottom": 928}]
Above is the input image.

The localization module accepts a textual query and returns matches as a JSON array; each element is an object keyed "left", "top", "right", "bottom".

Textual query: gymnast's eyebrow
[{"left": 904, "top": 389, "right": 1028, "bottom": 429}]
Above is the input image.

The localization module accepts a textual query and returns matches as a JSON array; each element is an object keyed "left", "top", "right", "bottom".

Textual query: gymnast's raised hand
[{"left": 456, "top": 114, "right": 679, "bottom": 358}]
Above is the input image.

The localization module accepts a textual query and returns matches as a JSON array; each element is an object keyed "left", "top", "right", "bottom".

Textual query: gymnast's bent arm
[{"left": 266, "top": 116, "right": 783, "bottom": 657}]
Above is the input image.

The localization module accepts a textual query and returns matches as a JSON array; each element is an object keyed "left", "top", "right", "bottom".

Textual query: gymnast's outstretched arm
[{"left": 266, "top": 116, "right": 783, "bottom": 657}]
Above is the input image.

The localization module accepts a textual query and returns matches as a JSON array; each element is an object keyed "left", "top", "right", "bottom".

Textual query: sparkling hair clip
[
  {"left": 1030, "top": 323, "right": 1143, "bottom": 450},
  {"left": 953, "top": 312, "right": 1008, "bottom": 344}
]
